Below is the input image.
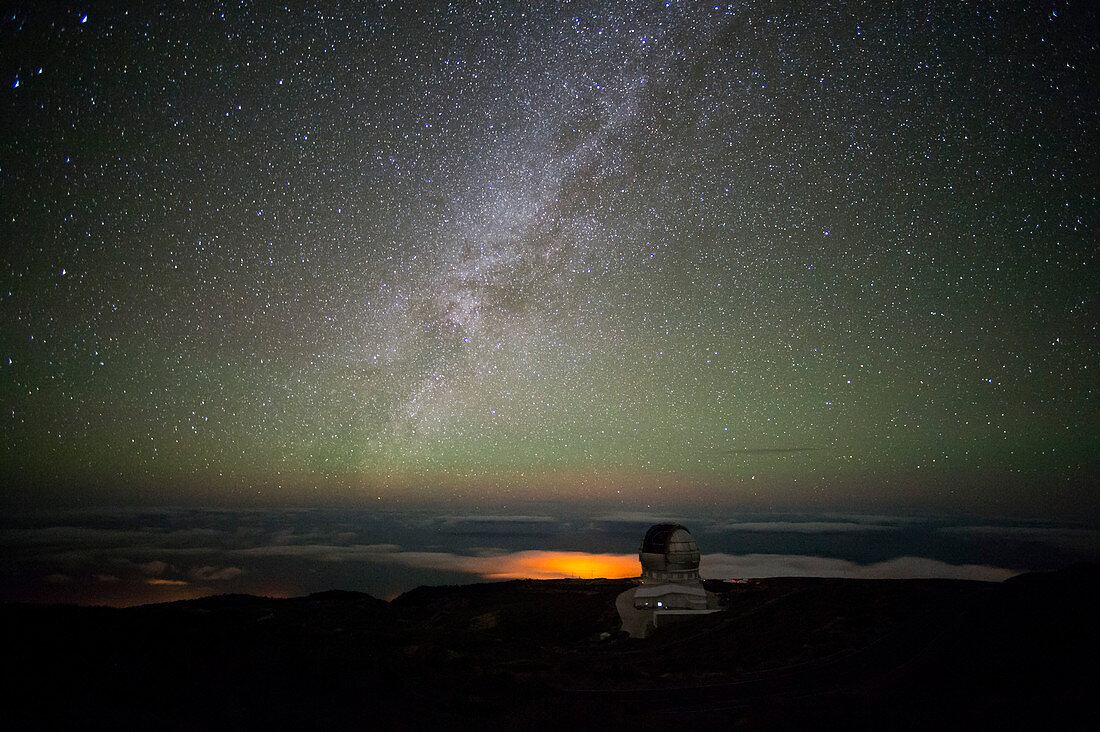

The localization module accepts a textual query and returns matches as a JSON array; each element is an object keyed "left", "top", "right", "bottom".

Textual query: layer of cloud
[
  {"left": 227, "top": 545, "right": 640, "bottom": 581},
  {"left": 7, "top": 507, "right": 1091, "bottom": 606},
  {"left": 216, "top": 544, "right": 1016, "bottom": 585},
  {"left": 230, "top": 544, "right": 401, "bottom": 560},
  {"left": 383, "top": 550, "right": 640, "bottom": 580},
  {"left": 700, "top": 554, "right": 1018, "bottom": 583},
  {"left": 437, "top": 515, "right": 557, "bottom": 525},
  {"left": 139, "top": 560, "right": 170, "bottom": 576},
  {"left": 189, "top": 566, "right": 245, "bottom": 581},
  {"left": 590, "top": 512, "right": 697, "bottom": 525},
  {"left": 938, "top": 525, "right": 1100, "bottom": 553},
  {"left": 719, "top": 521, "right": 898, "bottom": 533}
]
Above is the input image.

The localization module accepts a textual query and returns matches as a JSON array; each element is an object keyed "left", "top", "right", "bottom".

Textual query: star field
[{"left": 2, "top": 2, "right": 1096, "bottom": 516}]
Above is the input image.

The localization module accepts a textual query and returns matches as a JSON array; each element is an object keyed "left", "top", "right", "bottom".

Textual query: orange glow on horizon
[{"left": 475, "top": 551, "right": 640, "bottom": 580}]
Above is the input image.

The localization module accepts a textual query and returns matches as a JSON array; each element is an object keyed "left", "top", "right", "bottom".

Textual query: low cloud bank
[
  {"left": 254, "top": 546, "right": 1015, "bottom": 584},
  {"left": 8, "top": 507, "right": 1080, "bottom": 605},
  {"left": 386, "top": 550, "right": 640, "bottom": 580},
  {"left": 938, "top": 525, "right": 1100, "bottom": 552},
  {"left": 223, "top": 545, "right": 641, "bottom": 580},
  {"left": 718, "top": 521, "right": 898, "bottom": 533},
  {"left": 700, "top": 554, "right": 1018, "bottom": 583}
]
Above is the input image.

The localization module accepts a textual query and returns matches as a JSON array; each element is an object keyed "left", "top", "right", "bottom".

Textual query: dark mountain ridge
[{"left": 4, "top": 567, "right": 1097, "bottom": 729}]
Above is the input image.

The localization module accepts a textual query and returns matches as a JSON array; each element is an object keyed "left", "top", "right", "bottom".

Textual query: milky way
[{"left": 2, "top": 2, "right": 1096, "bottom": 515}]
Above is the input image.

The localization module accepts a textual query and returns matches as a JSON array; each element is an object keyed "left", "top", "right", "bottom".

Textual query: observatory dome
[
  {"left": 639, "top": 523, "right": 701, "bottom": 582},
  {"left": 618, "top": 522, "right": 715, "bottom": 636}
]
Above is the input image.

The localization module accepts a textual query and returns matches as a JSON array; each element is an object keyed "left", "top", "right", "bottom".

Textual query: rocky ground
[{"left": 4, "top": 566, "right": 1098, "bottom": 729}]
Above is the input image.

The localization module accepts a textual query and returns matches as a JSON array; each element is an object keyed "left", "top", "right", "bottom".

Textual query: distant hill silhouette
[{"left": 4, "top": 568, "right": 1097, "bottom": 729}]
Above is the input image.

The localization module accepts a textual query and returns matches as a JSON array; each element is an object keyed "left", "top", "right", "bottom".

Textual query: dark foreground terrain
[{"left": 4, "top": 566, "right": 1098, "bottom": 730}]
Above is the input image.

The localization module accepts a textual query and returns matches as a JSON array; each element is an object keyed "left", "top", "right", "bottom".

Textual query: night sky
[{"left": 1, "top": 3, "right": 1097, "bottom": 603}]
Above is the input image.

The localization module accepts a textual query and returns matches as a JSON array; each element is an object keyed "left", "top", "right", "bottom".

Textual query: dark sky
[{"left": 2, "top": 1, "right": 1097, "bottom": 520}]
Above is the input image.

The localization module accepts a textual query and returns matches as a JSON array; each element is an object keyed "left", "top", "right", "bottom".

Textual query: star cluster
[{"left": 2, "top": 2, "right": 1096, "bottom": 515}]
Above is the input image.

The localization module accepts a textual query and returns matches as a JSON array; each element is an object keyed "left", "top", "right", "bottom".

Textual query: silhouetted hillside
[{"left": 4, "top": 569, "right": 1097, "bottom": 729}]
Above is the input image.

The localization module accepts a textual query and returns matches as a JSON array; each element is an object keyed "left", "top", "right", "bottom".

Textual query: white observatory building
[{"left": 616, "top": 523, "right": 719, "bottom": 637}]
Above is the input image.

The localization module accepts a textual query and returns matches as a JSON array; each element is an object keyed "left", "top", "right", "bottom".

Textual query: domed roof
[{"left": 639, "top": 523, "right": 700, "bottom": 573}]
